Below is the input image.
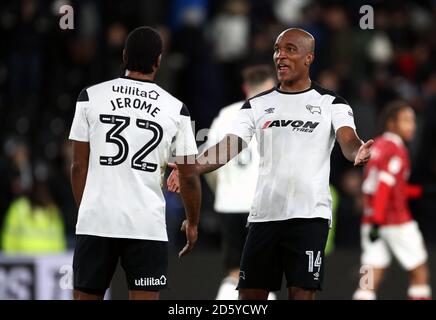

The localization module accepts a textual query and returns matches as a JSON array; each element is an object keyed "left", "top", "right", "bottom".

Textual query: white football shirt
[
  {"left": 229, "top": 82, "right": 356, "bottom": 223},
  {"left": 206, "top": 101, "right": 259, "bottom": 213},
  {"left": 69, "top": 76, "right": 198, "bottom": 241}
]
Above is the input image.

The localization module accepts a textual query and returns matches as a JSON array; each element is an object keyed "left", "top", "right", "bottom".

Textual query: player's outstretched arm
[
  {"left": 176, "top": 155, "right": 201, "bottom": 258},
  {"left": 336, "top": 127, "right": 373, "bottom": 166},
  {"left": 70, "top": 141, "right": 90, "bottom": 208},
  {"left": 196, "top": 134, "right": 247, "bottom": 175},
  {"left": 166, "top": 134, "right": 246, "bottom": 193}
]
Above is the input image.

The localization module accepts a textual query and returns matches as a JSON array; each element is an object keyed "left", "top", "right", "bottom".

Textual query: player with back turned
[{"left": 69, "top": 27, "right": 201, "bottom": 300}]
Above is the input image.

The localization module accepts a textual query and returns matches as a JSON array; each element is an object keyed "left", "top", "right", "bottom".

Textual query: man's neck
[
  {"left": 125, "top": 70, "right": 155, "bottom": 82},
  {"left": 279, "top": 77, "right": 311, "bottom": 93}
]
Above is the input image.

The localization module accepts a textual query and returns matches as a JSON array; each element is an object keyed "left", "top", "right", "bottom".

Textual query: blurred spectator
[
  {"left": 208, "top": 0, "right": 251, "bottom": 104},
  {"left": 155, "top": 25, "right": 186, "bottom": 94},
  {"left": 103, "top": 22, "right": 128, "bottom": 78},
  {"left": 1, "top": 179, "right": 66, "bottom": 254},
  {"left": 49, "top": 139, "right": 76, "bottom": 246},
  {"left": 3, "top": 137, "right": 33, "bottom": 197},
  {"left": 4, "top": 0, "right": 50, "bottom": 136},
  {"left": 170, "top": 0, "right": 208, "bottom": 30},
  {"left": 335, "top": 168, "right": 364, "bottom": 247},
  {"left": 273, "top": 0, "right": 310, "bottom": 25},
  {"left": 352, "top": 80, "right": 378, "bottom": 142},
  {"left": 209, "top": 0, "right": 250, "bottom": 63}
]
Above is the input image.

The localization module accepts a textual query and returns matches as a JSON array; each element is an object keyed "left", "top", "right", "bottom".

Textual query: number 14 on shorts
[{"left": 306, "top": 250, "right": 322, "bottom": 280}]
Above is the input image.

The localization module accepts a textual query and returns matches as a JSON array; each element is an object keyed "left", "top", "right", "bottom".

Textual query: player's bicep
[
  {"left": 336, "top": 126, "right": 360, "bottom": 146},
  {"left": 71, "top": 141, "right": 90, "bottom": 166}
]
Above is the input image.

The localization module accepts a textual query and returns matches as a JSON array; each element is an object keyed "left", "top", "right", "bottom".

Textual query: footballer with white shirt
[
  {"left": 205, "top": 65, "right": 276, "bottom": 300},
  {"left": 69, "top": 27, "right": 201, "bottom": 300},
  {"left": 168, "top": 28, "right": 373, "bottom": 300}
]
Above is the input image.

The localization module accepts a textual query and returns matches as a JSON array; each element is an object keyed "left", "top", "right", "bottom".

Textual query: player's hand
[
  {"left": 167, "top": 163, "right": 180, "bottom": 193},
  {"left": 369, "top": 224, "right": 380, "bottom": 242},
  {"left": 179, "top": 219, "right": 198, "bottom": 258},
  {"left": 354, "top": 139, "right": 374, "bottom": 166}
]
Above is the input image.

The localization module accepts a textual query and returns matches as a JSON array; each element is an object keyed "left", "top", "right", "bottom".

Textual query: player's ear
[
  {"left": 242, "top": 83, "right": 248, "bottom": 96},
  {"left": 122, "top": 49, "right": 127, "bottom": 65},
  {"left": 386, "top": 118, "right": 395, "bottom": 132},
  {"left": 305, "top": 52, "right": 314, "bottom": 66},
  {"left": 154, "top": 54, "right": 162, "bottom": 70}
]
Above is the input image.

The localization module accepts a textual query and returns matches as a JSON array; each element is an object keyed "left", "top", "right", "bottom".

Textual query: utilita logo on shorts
[{"left": 135, "top": 275, "right": 167, "bottom": 287}]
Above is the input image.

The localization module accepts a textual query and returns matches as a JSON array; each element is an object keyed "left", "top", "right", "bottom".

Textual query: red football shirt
[{"left": 362, "top": 132, "right": 412, "bottom": 225}]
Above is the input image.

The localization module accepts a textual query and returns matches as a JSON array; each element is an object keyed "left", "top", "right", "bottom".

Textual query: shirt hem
[
  {"left": 75, "top": 230, "right": 168, "bottom": 242},
  {"left": 334, "top": 124, "right": 356, "bottom": 134},
  {"left": 69, "top": 136, "right": 89, "bottom": 142},
  {"left": 248, "top": 215, "right": 332, "bottom": 227}
]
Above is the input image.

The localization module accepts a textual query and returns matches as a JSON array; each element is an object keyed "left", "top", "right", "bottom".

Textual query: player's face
[
  {"left": 395, "top": 108, "right": 416, "bottom": 142},
  {"left": 273, "top": 32, "right": 311, "bottom": 84}
]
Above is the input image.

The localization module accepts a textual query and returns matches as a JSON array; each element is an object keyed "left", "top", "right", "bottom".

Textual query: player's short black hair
[
  {"left": 123, "top": 26, "right": 163, "bottom": 74},
  {"left": 242, "top": 64, "right": 275, "bottom": 88},
  {"left": 379, "top": 100, "right": 411, "bottom": 132}
]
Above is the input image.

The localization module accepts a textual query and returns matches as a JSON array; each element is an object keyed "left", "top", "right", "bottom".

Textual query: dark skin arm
[
  {"left": 167, "top": 134, "right": 246, "bottom": 192},
  {"left": 336, "top": 127, "right": 373, "bottom": 166},
  {"left": 175, "top": 155, "right": 202, "bottom": 257},
  {"left": 70, "top": 141, "right": 90, "bottom": 208},
  {"left": 196, "top": 134, "right": 247, "bottom": 174}
]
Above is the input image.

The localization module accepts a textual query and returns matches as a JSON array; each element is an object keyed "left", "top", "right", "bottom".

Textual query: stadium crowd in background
[{"left": 0, "top": 0, "right": 435, "bottom": 259}]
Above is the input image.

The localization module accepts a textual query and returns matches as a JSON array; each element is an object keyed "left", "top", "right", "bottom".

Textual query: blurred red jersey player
[{"left": 353, "top": 101, "right": 431, "bottom": 300}]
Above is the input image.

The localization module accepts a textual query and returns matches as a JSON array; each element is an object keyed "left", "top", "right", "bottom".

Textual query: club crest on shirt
[{"left": 306, "top": 105, "right": 321, "bottom": 115}]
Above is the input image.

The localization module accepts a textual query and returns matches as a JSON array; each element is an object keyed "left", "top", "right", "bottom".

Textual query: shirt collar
[{"left": 275, "top": 81, "right": 314, "bottom": 95}]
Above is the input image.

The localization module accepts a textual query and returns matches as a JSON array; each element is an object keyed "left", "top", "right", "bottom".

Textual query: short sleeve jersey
[
  {"left": 69, "top": 76, "right": 198, "bottom": 241},
  {"left": 361, "top": 132, "right": 412, "bottom": 225},
  {"left": 228, "top": 82, "right": 356, "bottom": 223}
]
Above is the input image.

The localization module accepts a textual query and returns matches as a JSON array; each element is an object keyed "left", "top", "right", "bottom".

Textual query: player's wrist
[{"left": 186, "top": 220, "right": 199, "bottom": 228}]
